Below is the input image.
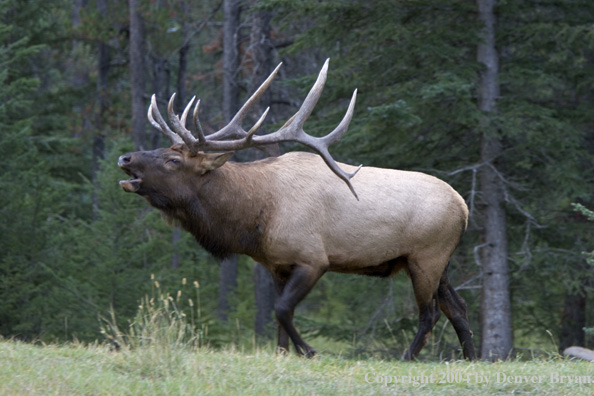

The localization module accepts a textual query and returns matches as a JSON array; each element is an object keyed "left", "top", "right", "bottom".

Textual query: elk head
[
  {"left": 118, "top": 59, "right": 362, "bottom": 199},
  {"left": 118, "top": 145, "right": 233, "bottom": 209}
]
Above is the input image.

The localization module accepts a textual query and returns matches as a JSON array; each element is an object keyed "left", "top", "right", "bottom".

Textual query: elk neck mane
[{"left": 160, "top": 158, "right": 276, "bottom": 260}]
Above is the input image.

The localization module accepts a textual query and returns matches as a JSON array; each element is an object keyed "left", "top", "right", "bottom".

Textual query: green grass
[
  {"left": 1, "top": 340, "right": 593, "bottom": 395},
  {"left": 4, "top": 283, "right": 588, "bottom": 395}
]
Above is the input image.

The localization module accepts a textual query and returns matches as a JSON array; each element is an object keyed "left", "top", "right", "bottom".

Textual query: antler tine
[
  {"left": 280, "top": 88, "right": 361, "bottom": 199},
  {"left": 252, "top": 59, "right": 362, "bottom": 199},
  {"left": 287, "top": 58, "right": 329, "bottom": 130},
  {"left": 191, "top": 99, "right": 207, "bottom": 144},
  {"left": 317, "top": 89, "right": 362, "bottom": 198},
  {"left": 307, "top": 88, "right": 361, "bottom": 186},
  {"left": 254, "top": 58, "right": 329, "bottom": 142},
  {"left": 321, "top": 89, "right": 358, "bottom": 146},
  {"left": 246, "top": 107, "right": 270, "bottom": 142},
  {"left": 207, "top": 62, "right": 282, "bottom": 141},
  {"left": 167, "top": 93, "right": 200, "bottom": 150},
  {"left": 180, "top": 95, "right": 196, "bottom": 127},
  {"left": 148, "top": 94, "right": 184, "bottom": 145},
  {"left": 312, "top": 144, "right": 362, "bottom": 200}
]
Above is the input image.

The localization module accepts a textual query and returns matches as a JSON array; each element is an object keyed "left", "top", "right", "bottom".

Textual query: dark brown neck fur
[{"left": 161, "top": 161, "right": 273, "bottom": 260}]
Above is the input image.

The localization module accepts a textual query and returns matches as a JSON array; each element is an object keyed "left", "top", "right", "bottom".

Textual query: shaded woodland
[{"left": 1, "top": 0, "right": 593, "bottom": 360}]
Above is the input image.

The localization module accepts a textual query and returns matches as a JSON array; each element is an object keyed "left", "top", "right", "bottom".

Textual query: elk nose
[{"left": 118, "top": 154, "right": 132, "bottom": 167}]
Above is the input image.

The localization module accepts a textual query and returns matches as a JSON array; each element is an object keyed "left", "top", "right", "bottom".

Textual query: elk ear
[{"left": 197, "top": 152, "right": 233, "bottom": 174}]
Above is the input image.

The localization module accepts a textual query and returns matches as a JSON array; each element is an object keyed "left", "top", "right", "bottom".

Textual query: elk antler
[{"left": 148, "top": 59, "right": 362, "bottom": 199}]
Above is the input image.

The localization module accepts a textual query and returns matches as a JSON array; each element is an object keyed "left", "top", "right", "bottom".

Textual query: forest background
[{"left": 1, "top": 0, "right": 593, "bottom": 361}]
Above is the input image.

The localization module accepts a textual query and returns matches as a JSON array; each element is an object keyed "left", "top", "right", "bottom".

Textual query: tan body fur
[{"left": 218, "top": 153, "right": 466, "bottom": 287}]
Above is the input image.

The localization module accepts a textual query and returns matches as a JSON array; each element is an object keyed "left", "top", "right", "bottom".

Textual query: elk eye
[{"left": 167, "top": 158, "right": 181, "bottom": 165}]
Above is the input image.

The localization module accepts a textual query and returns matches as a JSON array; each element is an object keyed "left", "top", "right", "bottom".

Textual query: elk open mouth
[
  {"left": 119, "top": 168, "right": 142, "bottom": 193},
  {"left": 120, "top": 177, "right": 141, "bottom": 193}
]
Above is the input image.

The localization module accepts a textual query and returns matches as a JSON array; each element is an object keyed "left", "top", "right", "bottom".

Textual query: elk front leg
[
  {"left": 274, "top": 264, "right": 325, "bottom": 358},
  {"left": 272, "top": 275, "right": 290, "bottom": 354}
]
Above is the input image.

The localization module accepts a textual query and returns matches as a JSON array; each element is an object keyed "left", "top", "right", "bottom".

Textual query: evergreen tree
[{"left": 0, "top": 0, "right": 84, "bottom": 339}]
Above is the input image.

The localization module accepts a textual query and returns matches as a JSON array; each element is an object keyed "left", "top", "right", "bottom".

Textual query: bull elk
[{"left": 118, "top": 59, "right": 476, "bottom": 360}]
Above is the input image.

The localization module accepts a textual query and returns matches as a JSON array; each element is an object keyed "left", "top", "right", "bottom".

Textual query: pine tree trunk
[
  {"left": 254, "top": 262, "right": 275, "bottom": 338},
  {"left": 477, "top": 0, "right": 513, "bottom": 361},
  {"left": 129, "top": 0, "right": 146, "bottom": 150},
  {"left": 170, "top": 9, "right": 190, "bottom": 270},
  {"left": 217, "top": 0, "right": 242, "bottom": 322},
  {"left": 218, "top": 255, "right": 238, "bottom": 321},
  {"left": 249, "top": 8, "right": 272, "bottom": 116},
  {"left": 73, "top": 0, "right": 105, "bottom": 219},
  {"left": 176, "top": 5, "right": 190, "bottom": 115},
  {"left": 559, "top": 291, "right": 586, "bottom": 351},
  {"left": 223, "top": 0, "right": 240, "bottom": 122},
  {"left": 150, "top": 56, "right": 169, "bottom": 149},
  {"left": 249, "top": 7, "right": 277, "bottom": 338},
  {"left": 94, "top": 25, "right": 108, "bottom": 170},
  {"left": 92, "top": 15, "right": 108, "bottom": 218}
]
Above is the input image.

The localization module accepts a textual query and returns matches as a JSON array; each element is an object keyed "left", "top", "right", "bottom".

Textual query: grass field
[{"left": 1, "top": 340, "right": 592, "bottom": 395}]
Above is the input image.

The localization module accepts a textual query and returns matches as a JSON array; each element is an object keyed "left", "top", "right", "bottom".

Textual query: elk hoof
[
  {"left": 297, "top": 345, "right": 317, "bottom": 358},
  {"left": 276, "top": 347, "right": 289, "bottom": 356},
  {"left": 403, "top": 350, "right": 417, "bottom": 361}
]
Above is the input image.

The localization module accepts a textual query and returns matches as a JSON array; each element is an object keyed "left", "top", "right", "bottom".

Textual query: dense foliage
[{"left": 1, "top": 0, "right": 592, "bottom": 359}]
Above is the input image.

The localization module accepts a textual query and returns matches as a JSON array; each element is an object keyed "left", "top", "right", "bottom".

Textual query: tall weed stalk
[{"left": 100, "top": 276, "right": 210, "bottom": 352}]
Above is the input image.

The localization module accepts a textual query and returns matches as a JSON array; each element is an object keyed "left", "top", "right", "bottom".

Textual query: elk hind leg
[
  {"left": 438, "top": 268, "right": 476, "bottom": 360},
  {"left": 404, "top": 260, "right": 442, "bottom": 361}
]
